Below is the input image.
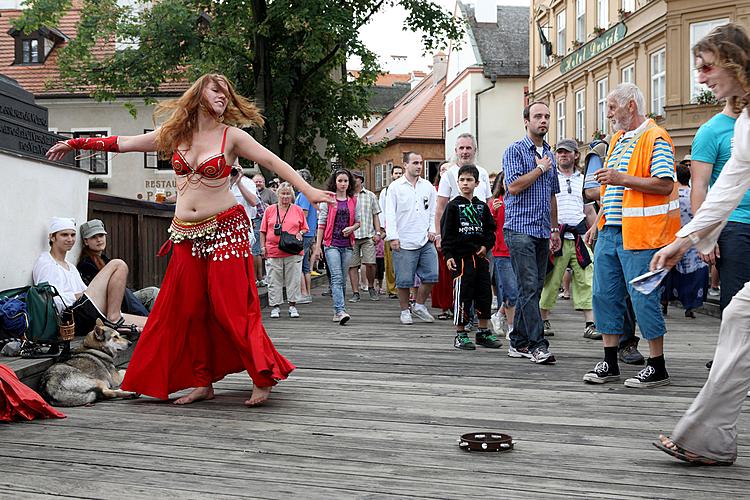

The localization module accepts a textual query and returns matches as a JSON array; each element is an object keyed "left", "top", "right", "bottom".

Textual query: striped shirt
[
  {"left": 602, "top": 124, "right": 675, "bottom": 226},
  {"left": 556, "top": 170, "right": 585, "bottom": 239},
  {"left": 353, "top": 188, "right": 381, "bottom": 238},
  {"left": 502, "top": 136, "right": 561, "bottom": 238}
]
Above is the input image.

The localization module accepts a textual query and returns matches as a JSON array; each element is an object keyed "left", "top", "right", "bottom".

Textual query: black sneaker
[
  {"left": 618, "top": 343, "right": 645, "bottom": 365},
  {"left": 624, "top": 365, "right": 670, "bottom": 388},
  {"left": 348, "top": 292, "right": 361, "bottom": 303},
  {"left": 543, "top": 320, "right": 555, "bottom": 337},
  {"left": 454, "top": 332, "right": 476, "bottom": 350},
  {"left": 583, "top": 361, "right": 620, "bottom": 384},
  {"left": 476, "top": 330, "right": 502, "bottom": 348},
  {"left": 530, "top": 346, "right": 556, "bottom": 364}
]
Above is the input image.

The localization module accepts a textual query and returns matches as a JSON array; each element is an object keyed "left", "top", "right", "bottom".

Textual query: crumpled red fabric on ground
[{"left": 0, "top": 364, "right": 66, "bottom": 422}]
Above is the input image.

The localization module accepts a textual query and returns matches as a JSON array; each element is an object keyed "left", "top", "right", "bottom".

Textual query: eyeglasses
[
  {"left": 566, "top": 178, "right": 572, "bottom": 194},
  {"left": 696, "top": 61, "right": 716, "bottom": 74}
]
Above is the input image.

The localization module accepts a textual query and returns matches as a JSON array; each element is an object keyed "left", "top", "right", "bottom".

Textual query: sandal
[
  {"left": 653, "top": 436, "right": 734, "bottom": 466},
  {"left": 103, "top": 317, "right": 141, "bottom": 340},
  {"left": 437, "top": 311, "right": 453, "bottom": 321}
]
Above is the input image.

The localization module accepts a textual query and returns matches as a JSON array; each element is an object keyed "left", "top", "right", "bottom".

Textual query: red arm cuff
[{"left": 66, "top": 136, "right": 119, "bottom": 152}]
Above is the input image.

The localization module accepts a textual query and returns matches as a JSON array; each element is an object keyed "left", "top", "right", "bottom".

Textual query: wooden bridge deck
[{"left": 2, "top": 292, "right": 748, "bottom": 499}]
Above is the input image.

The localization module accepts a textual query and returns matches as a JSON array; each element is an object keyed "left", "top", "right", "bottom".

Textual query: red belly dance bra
[{"left": 171, "top": 127, "right": 231, "bottom": 182}]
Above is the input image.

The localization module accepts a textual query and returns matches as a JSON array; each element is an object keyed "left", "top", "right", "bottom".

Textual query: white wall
[
  {"left": 1, "top": 152, "right": 89, "bottom": 289},
  {"left": 477, "top": 77, "right": 528, "bottom": 173}
]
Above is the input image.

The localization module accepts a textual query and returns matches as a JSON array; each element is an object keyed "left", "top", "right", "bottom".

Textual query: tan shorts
[{"left": 350, "top": 237, "right": 376, "bottom": 267}]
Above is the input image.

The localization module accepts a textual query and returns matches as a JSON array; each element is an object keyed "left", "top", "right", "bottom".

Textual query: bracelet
[{"left": 537, "top": 165, "right": 546, "bottom": 174}]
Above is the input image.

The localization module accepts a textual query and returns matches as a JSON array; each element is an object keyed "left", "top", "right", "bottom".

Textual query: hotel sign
[{"left": 560, "top": 22, "right": 628, "bottom": 74}]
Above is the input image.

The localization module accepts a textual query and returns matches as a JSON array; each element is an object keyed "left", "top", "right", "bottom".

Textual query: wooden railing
[{"left": 87, "top": 193, "right": 174, "bottom": 290}]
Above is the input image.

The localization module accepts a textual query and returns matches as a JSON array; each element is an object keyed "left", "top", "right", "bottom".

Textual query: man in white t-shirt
[
  {"left": 230, "top": 167, "right": 258, "bottom": 247},
  {"left": 435, "top": 133, "right": 493, "bottom": 242},
  {"left": 32, "top": 217, "right": 146, "bottom": 337}
]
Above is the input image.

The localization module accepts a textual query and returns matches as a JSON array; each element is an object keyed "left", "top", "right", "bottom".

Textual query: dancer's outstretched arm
[{"left": 46, "top": 130, "right": 160, "bottom": 161}]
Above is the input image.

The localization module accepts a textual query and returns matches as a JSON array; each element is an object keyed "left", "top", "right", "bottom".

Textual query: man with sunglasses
[{"left": 540, "top": 139, "right": 598, "bottom": 339}]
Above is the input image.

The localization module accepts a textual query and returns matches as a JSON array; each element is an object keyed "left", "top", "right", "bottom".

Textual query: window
[
  {"left": 556, "top": 10, "right": 566, "bottom": 56},
  {"left": 375, "top": 164, "right": 382, "bottom": 189},
  {"left": 621, "top": 0, "right": 635, "bottom": 12},
  {"left": 143, "top": 129, "right": 171, "bottom": 170},
  {"left": 690, "top": 18, "right": 730, "bottom": 100},
  {"left": 21, "top": 39, "right": 39, "bottom": 63},
  {"left": 597, "top": 77, "right": 608, "bottom": 136},
  {"left": 576, "top": 0, "right": 586, "bottom": 43},
  {"left": 72, "top": 131, "right": 110, "bottom": 175},
  {"left": 621, "top": 64, "right": 634, "bottom": 84},
  {"left": 453, "top": 96, "right": 461, "bottom": 127},
  {"left": 447, "top": 102, "right": 454, "bottom": 131},
  {"left": 382, "top": 164, "right": 390, "bottom": 187},
  {"left": 575, "top": 89, "right": 586, "bottom": 142},
  {"left": 461, "top": 90, "right": 468, "bottom": 122},
  {"left": 540, "top": 24, "right": 551, "bottom": 67},
  {"left": 556, "top": 99, "right": 566, "bottom": 143},
  {"left": 597, "top": 0, "right": 608, "bottom": 31},
  {"left": 650, "top": 49, "right": 666, "bottom": 116}
]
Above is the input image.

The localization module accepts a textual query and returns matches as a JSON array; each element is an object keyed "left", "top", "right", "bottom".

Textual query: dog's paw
[{"left": 125, "top": 392, "right": 141, "bottom": 399}]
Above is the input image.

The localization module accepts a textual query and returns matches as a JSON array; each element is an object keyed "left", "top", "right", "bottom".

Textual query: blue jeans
[
  {"left": 592, "top": 226, "right": 665, "bottom": 340},
  {"left": 324, "top": 246, "right": 352, "bottom": 314},
  {"left": 717, "top": 221, "right": 750, "bottom": 311},
  {"left": 504, "top": 230, "right": 549, "bottom": 351},
  {"left": 493, "top": 255, "right": 518, "bottom": 307},
  {"left": 251, "top": 218, "right": 262, "bottom": 256},
  {"left": 391, "top": 242, "right": 439, "bottom": 289}
]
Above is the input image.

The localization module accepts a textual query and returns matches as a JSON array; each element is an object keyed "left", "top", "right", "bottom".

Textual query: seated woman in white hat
[{"left": 31, "top": 217, "right": 146, "bottom": 336}]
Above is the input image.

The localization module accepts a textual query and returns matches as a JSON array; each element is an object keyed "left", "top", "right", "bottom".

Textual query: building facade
[{"left": 528, "top": 0, "right": 746, "bottom": 157}]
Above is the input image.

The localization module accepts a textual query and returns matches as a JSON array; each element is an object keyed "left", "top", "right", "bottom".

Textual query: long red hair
[{"left": 154, "top": 74, "right": 264, "bottom": 157}]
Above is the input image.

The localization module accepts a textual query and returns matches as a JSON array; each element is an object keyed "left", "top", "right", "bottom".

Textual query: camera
[
  {"left": 273, "top": 223, "right": 282, "bottom": 236},
  {"left": 230, "top": 167, "right": 240, "bottom": 177}
]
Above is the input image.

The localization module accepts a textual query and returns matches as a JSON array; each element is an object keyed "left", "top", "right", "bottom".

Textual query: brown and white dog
[{"left": 40, "top": 319, "right": 138, "bottom": 406}]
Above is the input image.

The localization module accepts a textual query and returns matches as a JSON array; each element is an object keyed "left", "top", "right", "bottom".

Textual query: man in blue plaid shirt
[{"left": 502, "top": 102, "right": 561, "bottom": 364}]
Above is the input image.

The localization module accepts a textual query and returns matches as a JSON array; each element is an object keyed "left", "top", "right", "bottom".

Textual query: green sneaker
[
  {"left": 476, "top": 329, "right": 502, "bottom": 348},
  {"left": 454, "top": 332, "right": 476, "bottom": 350}
]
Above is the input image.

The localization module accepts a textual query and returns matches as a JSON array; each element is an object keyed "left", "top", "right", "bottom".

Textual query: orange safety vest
[{"left": 597, "top": 121, "right": 680, "bottom": 250}]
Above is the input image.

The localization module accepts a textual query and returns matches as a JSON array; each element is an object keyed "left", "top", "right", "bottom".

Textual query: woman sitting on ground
[{"left": 76, "top": 219, "right": 159, "bottom": 316}]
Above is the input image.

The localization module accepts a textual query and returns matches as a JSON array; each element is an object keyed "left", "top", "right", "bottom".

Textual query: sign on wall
[
  {"left": 560, "top": 22, "right": 628, "bottom": 74},
  {"left": 138, "top": 178, "right": 176, "bottom": 201}
]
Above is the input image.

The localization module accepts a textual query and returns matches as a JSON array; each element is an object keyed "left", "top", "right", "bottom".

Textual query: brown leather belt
[{"left": 458, "top": 432, "right": 514, "bottom": 452}]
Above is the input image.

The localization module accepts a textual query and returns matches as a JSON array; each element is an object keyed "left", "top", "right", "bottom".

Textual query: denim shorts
[
  {"left": 392, "top": 242, "right": 439, "bottom": 288},
  {"left": 251, "top": 217, "right": 262, "bottom": 256},
  {"left": 301, "top": 236, "right": 315, "bottom": 274},
  {"left": 592, "top": 226, "right": 666, "bottom": 340},
  {"left": 493, "top": 255, "right": 518, "bottom": 307}
]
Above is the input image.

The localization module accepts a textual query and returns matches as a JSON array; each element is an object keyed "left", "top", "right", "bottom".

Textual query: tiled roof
[
  {"left": 348, "top": 70, "right": 412, "bottom": 87},
  {"left": 0, "top": 9, "right": 189, "bottom": 97},
  {"left": 459, "top": 3, "right": 529, "bottom": 80},
  {"left": 363, "top": 73, "right": 445, "bottom": 144}
]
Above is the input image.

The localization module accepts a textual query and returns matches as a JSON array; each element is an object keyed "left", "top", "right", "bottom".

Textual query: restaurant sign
[{"left": 560, "top": 23, "right": 628, "bottom": 74}]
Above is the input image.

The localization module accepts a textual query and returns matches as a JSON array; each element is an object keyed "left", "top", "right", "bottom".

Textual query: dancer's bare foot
[
  {"left": 173, "top": 385, "right": 214, "bottom": 405},
  {"left": 244, "top": 385, "right": 272, "bottom": 407}
]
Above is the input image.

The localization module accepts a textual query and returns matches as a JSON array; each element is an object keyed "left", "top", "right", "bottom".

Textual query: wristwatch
[{"left": 375, "top": 231, "right": 382, "bottom": 237}]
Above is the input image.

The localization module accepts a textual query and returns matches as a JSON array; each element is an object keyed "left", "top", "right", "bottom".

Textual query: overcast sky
[{"left": 351, "top": 0, "right": 531, "bottom": 74}]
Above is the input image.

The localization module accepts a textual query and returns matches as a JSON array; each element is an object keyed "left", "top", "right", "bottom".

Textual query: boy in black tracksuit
[{"left": 441, "top": 164, "right": 500, "bottom": 350}]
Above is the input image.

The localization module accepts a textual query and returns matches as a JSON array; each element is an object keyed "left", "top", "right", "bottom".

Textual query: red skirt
[
  {"left": 122, "top": 205, "right": 295, "bottom": 400},
  {"left": 431, "top": 248, "right": 454, "bottom": 310}
]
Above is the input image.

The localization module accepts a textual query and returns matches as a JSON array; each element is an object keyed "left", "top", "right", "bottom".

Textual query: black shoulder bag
[{"left": 275, "top": 205, "right": 304, "bottom": 255}]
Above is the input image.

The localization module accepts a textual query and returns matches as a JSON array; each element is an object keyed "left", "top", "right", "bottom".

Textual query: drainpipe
[{"left": 475, "top": 75, "right": 497, "bottom": 151}]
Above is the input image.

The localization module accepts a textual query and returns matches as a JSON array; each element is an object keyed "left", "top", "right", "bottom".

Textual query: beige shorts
[{"left": 350, "top": 237, "right": 376, "bottom": 267}]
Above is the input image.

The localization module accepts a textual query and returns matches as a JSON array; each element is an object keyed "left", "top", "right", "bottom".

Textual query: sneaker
[
  {"left": 454, "top": 332, "right": 476, "bottom": 350},
  {"left": 388, "top": 293, "right": 398, "bottom": 299},
  {"left": 310, "top": 270, "right": 322, "bottom": 277},
  {"left": 332, "top": 313, "right": 340, "bottom": 322},
  {"left": 270, "top": 306, "right": 280, "bottom": 319},
  {"left": 288, "top": 306, "right": 299, "bottom": 318},
  {"left": 707, "top": 287, "right": 720, "bottom": 299},
  {"left": 530, "top": 346, "right": 556, "bottom": 364},
  {"left": 349, "top": 292, "right": 361, "bottom": 303},
  {"left": 369, "top": 288, "right": 379, "bottom": 301},
  {"left": 257, "top": 279, "right": 268, "bottom": 287},
  {"left": 297, "top": 295, "right": 313, "bottom": 305},
  {"left": 582, "top": 361, "right": 620, "bottom": 384},
  {"left": 618, "top": 343, "right": 645, "bottom": 365},
  {"left": 339, "top": 311, "right": 352, "bottom": 326},
  {"left": 491, "top": 296, "right": 498, "bottom": 310},
  {"left": 400, "top": 309, "right": 413, "bottom": 325},
  {"left": 411, "top": 304, "right": 435, "bottom": 323},
  {"left": 624, "top": 365, "right": 670, "bottom": 388},
  {"left": 508, "top": 345, "right": 532, "bottom": 358},
  {"left": 583, "top": 324, "right": 602, "bottom": 340},
  {"left": 558, "top": 291, "right": 571, "bottom": 300},
  {"left": 322, "top": 288, "right": 332, "bottom": 297},
  {"left": 476, "top": 330, "right": 502, "bottom": 348},
  {"left": 543, "top": 320, "right": 555, "bottom": 337}
]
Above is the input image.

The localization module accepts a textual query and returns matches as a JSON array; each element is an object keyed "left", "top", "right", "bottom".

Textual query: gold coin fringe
[{"left": 168, "top": 210, "right": 251, "bottom": 261}]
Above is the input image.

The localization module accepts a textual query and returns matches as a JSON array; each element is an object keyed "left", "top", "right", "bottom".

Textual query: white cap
[{"left": 48, "top": 217, "right": 76, "bottom": 235}]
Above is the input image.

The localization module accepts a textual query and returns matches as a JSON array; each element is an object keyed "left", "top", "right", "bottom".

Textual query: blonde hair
[
  {"left": 277, "top": 182, "right": 295, "bottom": 197},
  {"left": 154, "top": 74, "right": 264, "bottom": 157},
  {"left": 693, "top": 23, "right": 750, "bottom": 113}
]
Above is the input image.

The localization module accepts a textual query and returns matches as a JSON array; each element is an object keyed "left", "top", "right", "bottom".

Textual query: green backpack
[{"left": 0, "top": 282, "right": 62, "bottom": 344}]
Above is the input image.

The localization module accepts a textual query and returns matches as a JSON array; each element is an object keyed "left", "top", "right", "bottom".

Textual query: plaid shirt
[
  {"left": 353, "top": 188, "right": 381, "bottom": 239},
  {"left": 502, "top": 136, "right": 560, "bottom": 238}
]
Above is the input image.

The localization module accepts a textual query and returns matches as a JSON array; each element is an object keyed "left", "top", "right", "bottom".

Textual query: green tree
[{"left": 15, "top": 0, "right": 462, "bottom": 178}]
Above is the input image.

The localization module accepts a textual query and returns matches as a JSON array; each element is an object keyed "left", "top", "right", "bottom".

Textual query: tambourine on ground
[{"left": 458, "top": 432, "right": 515, "bottom": 452}]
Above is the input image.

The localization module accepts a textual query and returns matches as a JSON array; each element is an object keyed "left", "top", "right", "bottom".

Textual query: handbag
[{"left": 275, "top": 205, "right": 304, "bottom": 255}]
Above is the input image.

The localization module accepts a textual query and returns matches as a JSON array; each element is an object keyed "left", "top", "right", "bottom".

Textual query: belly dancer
[{"left": 46, "top": 73, "right": 333, "bottom": 406}]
